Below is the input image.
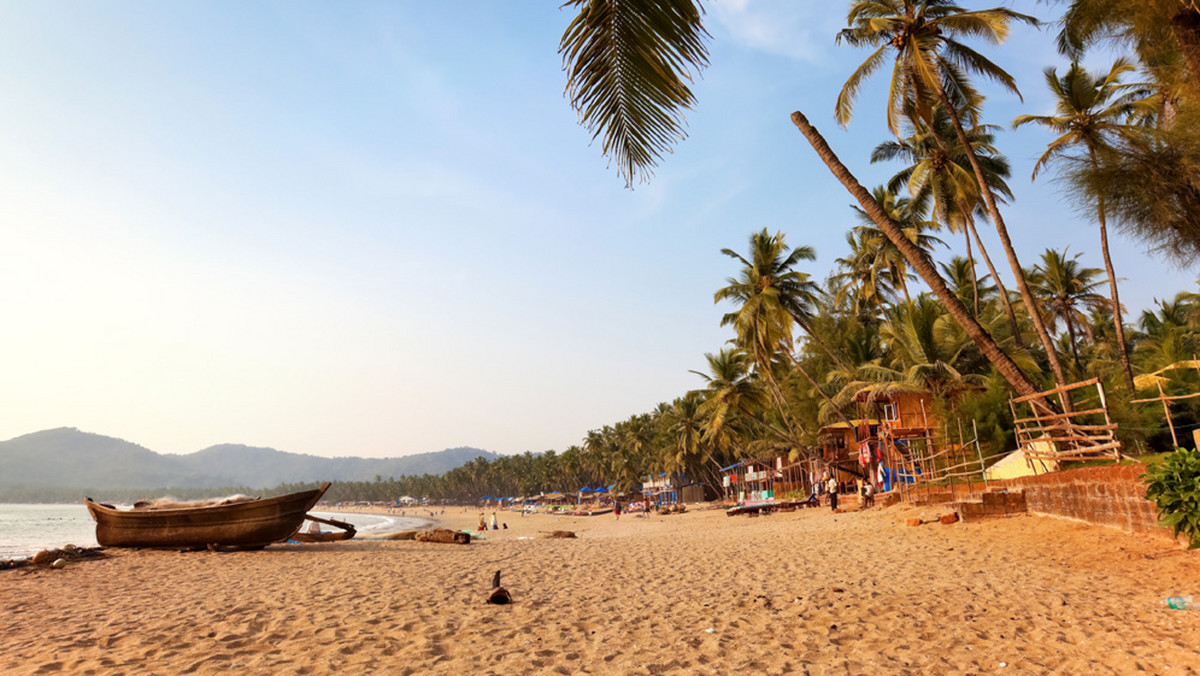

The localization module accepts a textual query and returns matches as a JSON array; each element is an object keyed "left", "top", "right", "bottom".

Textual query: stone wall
[
  {"left": 1003, "top": 463, "right": 1166, "bottom": 537},
  {"left": 955, "top": 490, "right": 1028, "bottom": 522}
]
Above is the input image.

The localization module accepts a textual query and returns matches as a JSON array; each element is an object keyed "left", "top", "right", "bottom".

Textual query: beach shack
[
  {"left": 641, "top": 473, "right": 687, "bottom": 507},
  {"left": 720, "top": 459, "right": 777, "bottom": 505},
  {"left": 847, "top": 386, "right": 941, "bottom": 491},
  {"left": 719, "top": 457, "right": 819, "bottom": 513},
  {"left": 818, "top": 419, "right": 880, "bottom": 486}
]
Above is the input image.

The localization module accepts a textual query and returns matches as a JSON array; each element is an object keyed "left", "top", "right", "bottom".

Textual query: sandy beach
[{"left": 4, "top": 503, "right": 1200, "bottom": 675}]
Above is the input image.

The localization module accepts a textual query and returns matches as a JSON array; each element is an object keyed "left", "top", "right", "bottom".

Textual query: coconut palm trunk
[
  {"left": 783, "top": 350, "right": 857, "bottom": 431},
  {"left": 962, "top": 228, "right": 979, "bottom": 315},
  {"left": 790, "top": 110, "right": 1040, "bottom": 399},
  {"left": 932, "top": 84, "right": 1071, "bottom": 397},
  {"left": 964, "top": 214, "right": 1024, "bottom": 347},
  {"left": 1090, "top": 149, "right": 1137, "bottom": 393},
  {"left": 757, "top": 358, "right": 806, "bottom": 443}
]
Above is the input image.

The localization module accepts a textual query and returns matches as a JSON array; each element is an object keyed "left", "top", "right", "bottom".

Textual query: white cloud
[{"left": 710, "top": 0, "right": 845, "bottom": 62}]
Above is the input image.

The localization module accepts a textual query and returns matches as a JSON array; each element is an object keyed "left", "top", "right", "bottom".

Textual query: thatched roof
[
  {"left": 1134, "top": 360, "right": 1200, "bottom": 390},
  {"left": 818, "top": 419, "right": 880, "bottom": 434}
]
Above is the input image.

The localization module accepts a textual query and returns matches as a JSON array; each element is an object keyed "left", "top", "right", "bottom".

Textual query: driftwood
[
  {"left": 486, "top": 569, "right": 512, "bottom": 605},
  {"left": 414, "top": 528, "right": 471, "bottom": 544},
  {"left": 355, "top": 530, "right": 419, "bottom": 541},
  {"left": 539, "top": 530, "right": 576, "bottom": 539}
]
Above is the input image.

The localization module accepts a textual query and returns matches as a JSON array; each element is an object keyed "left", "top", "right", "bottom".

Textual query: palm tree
[
  {"left": 714, "top": 229, "right": 814, "bottom": 439},
  {"left": 790, "top": 110, "right": 1043, "bottom": 399},
  {"left": 1056, "top": 0, "right": 1200, "bottom": 106},
  {"left": 717, "top": 228, "right": 851, "bottom": 370},
  {"left": 1133, "top": 293, "right": 1200, "bottom": 373},
  {"left": 872, "top": 109, "right": 1023, "bottom": 337},
  {"left": 835, "top": 1, "right": 1073, "bottom": 394},
  {"left": 715, "top": 228, "right": 859, "bottom": 434},
  {"left": 877, "top": 294, "right": 989, "bottom": 399},
  {"left": 848, "top": 186, "right": 944, "bottom": 305},
  {"left": 832, "top": 227, "right": 900, "bottom": 318},
  {"left": 1013, "top": 59, "right": 1155, "bottom": 392},
  {"left": 691, "top": 348, "right": 765, "bottom": 473},
  {"left": 1027, "top": 248, "right": 1109, "bottom": 373},
  {"left": 940, "top": 256, "right": 996, "bottom": 316}
]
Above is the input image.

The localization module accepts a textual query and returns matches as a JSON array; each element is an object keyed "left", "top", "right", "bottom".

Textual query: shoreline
[{"left": 4, "top": 503, "right": 1200, "bottom": 673}]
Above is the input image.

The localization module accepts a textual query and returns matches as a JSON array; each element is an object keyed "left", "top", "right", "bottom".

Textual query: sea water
[
  {"left": 0, "top": 504, "right": 427, "bottom": 560},
  {"left": 0, "top": 504, "right": 98, "bottom": 559}
]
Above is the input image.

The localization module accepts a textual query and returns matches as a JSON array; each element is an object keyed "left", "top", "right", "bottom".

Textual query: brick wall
[{"left": 1003, "top": 463, "right": 1166, "bottom": 537}]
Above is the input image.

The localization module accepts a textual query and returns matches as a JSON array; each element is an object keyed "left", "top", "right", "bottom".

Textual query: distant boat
[{"left": 85, "top": 483, "right": 331, "bottom": 550}]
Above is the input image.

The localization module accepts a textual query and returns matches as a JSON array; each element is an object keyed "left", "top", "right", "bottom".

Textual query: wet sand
[{"left": 3, "top": 502, "right": 1199, "bottom": 674}]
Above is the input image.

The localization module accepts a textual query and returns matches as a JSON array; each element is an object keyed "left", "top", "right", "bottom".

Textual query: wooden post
[
  {"left": 1159, "top": 380, "right": 1180, "bottom": 448},
  {"left": 974, "top": 419, "right": 989, "bottom": 488},
  {"left": 1010, "top": 395, "right": 1030, "bottom": 471},
  {"left": 919, "top": 399, "right": 933, "bottom": 501}
]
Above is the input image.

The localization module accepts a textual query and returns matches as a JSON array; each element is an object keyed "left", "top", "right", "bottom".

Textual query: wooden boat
[
  {"left": 292, "top": 514, "right": 357, "bottom": 543},
  {"left": 568, "top": 508, "right": 613, "bottom": 516},
  {"left": 292, "top": 530, "right": 352, "bottom": 543},
  {"left": 85, "top": 483, "right": 331, "bottom": 549}
]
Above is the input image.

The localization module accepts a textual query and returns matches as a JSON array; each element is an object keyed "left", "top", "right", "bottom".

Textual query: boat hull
[{"left": 85, "top": 483, "right": 330, "bottom": 549}]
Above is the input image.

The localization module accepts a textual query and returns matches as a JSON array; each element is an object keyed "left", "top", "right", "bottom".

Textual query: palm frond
[
  {"left": 560, "top": 0, "right": 710, "bottom": 187},
  {"left": 836, "top": 44, "right": 891, "bottom": 127}
]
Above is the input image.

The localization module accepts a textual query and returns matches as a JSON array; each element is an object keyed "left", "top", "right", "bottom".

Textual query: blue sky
[{"left": 0, "top": 1, "right": 1191, "bottom": 458}]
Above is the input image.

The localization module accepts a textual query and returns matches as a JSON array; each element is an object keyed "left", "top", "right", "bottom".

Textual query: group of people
[
  {"left": 477, "top": 511, "right": 501, "bottom": 531},
  {"left": 823, "top": 475, "right": 876, "bottom": 512},
  {"left": 613, "top": 500, "right": 653, "bottom": 520}
]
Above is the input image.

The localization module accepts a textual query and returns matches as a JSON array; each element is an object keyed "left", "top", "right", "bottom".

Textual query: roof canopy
[{"left": 818, "top": 419, "right": 880, "bottom": 433}]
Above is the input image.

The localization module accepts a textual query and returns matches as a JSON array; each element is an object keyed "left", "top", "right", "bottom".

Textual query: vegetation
[{"left": 1144, "top": 447, "right": 1200, "bottom": 549}]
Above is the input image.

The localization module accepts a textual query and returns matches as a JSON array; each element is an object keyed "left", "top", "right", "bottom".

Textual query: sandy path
[{"left": 3, "top": 503, "right": 1199, "bottom": 674}]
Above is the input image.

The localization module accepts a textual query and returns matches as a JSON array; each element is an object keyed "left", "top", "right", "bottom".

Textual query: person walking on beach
[
  {"left": 826, "top": 476, "right": 839, "bottom": 512},
  {"left": 614, "top": 501, "right": 621, "bottom": 520},
  {"left": 490, "top": 512, "right": 498, "bottom": 530}
]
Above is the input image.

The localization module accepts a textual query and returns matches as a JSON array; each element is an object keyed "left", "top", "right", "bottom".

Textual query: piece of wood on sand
[
  {"left": 414, "top": 528, "right": 471, "bottom": 544},
  {"left": 539, "top": 530, "right": 576, "bottom": 539},
  {"left": 356, "top": 530, "right": 419, "bottom": 541},
  {"left": 487, "top": 569, "right": 512, "bottom": 605}
]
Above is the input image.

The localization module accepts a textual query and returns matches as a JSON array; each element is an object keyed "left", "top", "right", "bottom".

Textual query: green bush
[{"left": 1144, "top": 447, "right": 1200, "bottom": 549}]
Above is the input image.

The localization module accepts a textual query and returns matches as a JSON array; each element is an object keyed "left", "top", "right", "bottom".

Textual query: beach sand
[{"left": 3, "top": 502, "right": 1200, "bottom": 675}]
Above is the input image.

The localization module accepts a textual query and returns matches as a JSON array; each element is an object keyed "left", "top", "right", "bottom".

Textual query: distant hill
[{"left": 0, "top": 428, "right": 498, "bottom": 497}]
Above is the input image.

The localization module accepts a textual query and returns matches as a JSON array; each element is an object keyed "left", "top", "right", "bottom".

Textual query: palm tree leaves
[
  {"left": 1013, "top": 58, "right": 1155, "bottom": 179},
  {"left": 559, "top": 0, "right": 710, "bottom": 187},
  {"left": 715, "top": 228, "right": 820, "bottom": 360},
  {"left": 836, "top": 0, "right": 1037, "bottom": 136},
  {"left": 834, "top": 44, "right": 893, "bottom": 129}
]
